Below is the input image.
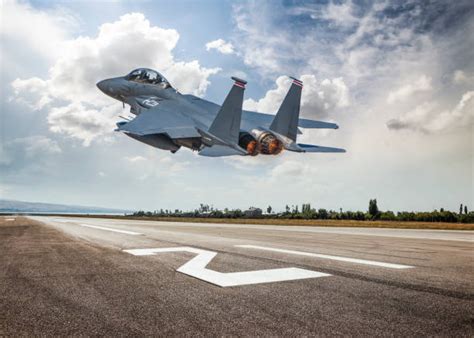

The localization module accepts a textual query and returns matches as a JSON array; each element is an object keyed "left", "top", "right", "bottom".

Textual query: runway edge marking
[
  {"left": 236, "top": 245, "right": 414, "bottom": 269},
  {"left": 78, "top": 223, "right": 143, "bottom": 235},
  {"left": 123, "top": 247, "right": 330, "bottom": 287}
]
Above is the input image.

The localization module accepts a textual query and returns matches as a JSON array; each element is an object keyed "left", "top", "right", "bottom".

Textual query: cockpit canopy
[{"left": 125, "top": 68, "right": 172, "bottom": 88}]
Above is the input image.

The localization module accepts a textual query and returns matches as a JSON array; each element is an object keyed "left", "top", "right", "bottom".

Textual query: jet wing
[{"left": 117, "top": 100, "right": 201, "bottom": 139}]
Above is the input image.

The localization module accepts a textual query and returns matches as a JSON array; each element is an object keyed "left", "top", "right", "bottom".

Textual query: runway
[{"left": 1, "top": 216, "right": 473, "bottom": 336}]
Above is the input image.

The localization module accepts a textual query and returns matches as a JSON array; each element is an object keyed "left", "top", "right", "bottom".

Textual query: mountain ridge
[{"left": 0, "top": 199, "right": 132, "bottom": 214}]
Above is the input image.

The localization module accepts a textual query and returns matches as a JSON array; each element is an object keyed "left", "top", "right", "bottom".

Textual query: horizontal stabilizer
[
  {"left": 198, "top": 145, "right": 247, "bottom": 157},
  {"left": 298, "top": 119, "right": 339, "bottom": 129},
  {"left": 297, "top": 143, "right": 346, "bottom": 153}
]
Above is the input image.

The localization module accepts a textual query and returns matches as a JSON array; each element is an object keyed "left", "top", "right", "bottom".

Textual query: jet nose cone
[{"left": 96, "top": 79, "right": 109, "bottom": 93}]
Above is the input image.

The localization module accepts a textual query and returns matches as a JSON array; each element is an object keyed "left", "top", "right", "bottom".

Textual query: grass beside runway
[
  {"left": 115, "top": 216, "right": 474, "bottom": 230},
  {"left": 8, "top": 215, "right": 474, "bottom": 230}
]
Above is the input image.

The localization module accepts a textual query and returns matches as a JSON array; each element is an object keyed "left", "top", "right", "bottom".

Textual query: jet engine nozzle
[
  {"left": 250, "top": 129, "right": 283, "bottom": 155},
  {"left": 259, "top": 133, "right": 283, "bottom": 155},
  {"left": 238, "top": 132, "right": 258, "bottom": 156}
]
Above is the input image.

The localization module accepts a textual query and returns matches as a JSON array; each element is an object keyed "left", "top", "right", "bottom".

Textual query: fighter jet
[{"left": 96, "top": 68, "right": 345, "bottom": 157}]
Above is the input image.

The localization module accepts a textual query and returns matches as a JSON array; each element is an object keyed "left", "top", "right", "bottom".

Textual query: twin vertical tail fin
[
  {"left": 207, "top": 77, "right": 246, "bottom": 144},
  {"left": 199, "top": 77, "right": 248, "bottom": 157},
  {"left": 269, "top": 77, "right": 346, "bottom": 154},
  {"left": 269, "top": 77, "right": 303, "bottom": 142},
  {"left": 200, "top": 75, "right": 345, "bottom": 157}
]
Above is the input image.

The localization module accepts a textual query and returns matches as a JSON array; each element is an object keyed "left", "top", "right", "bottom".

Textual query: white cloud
[
  {"left": 0, "top": 136, "right": 62, "bottom": 167},
  {"left": 11, "top": 77, "right": 52, "bottom": 110},
  {"left": 270, "top": 160, "right": 318, "bottom": 180},
  {"left": 166, "top": 61, "right": 220, "bottom": 95},
  {"left": 0, "top": 0, "right": 76, "bottom": 61},
  {"left": 11, "top": 12, "right": 220, "bottom": 145},
  {"left": 125, "top": 156, "right": 146, "bottom": 162},
  {"left": 47, "top": 102, "right": 120, "bottom": 146},
  {"left": 205, "top": 39, "right": 235, "bottom": 54},
  {"left": 20, "top": 136, "right": 62, "bottom": 156},
  {"left": 232, "top": 3, "right": 289, "bottom": 74},
  {"left": 453, "top": 70, "right": 474, "bottom": 85},
  {"left": 319, "top": 0, "right": 358, "bottom": 27},
  {"left": 387, "top": 91, "right": 474, "bottom": 132},
  {"left": 387, "top": 75, "right": 432, "bottom": 104},
  {"left": 125, "top": 152, "right": 190, "bottom": 180},
  {"left": 244, "top": 75, "right": 349, "bottom": 118}
]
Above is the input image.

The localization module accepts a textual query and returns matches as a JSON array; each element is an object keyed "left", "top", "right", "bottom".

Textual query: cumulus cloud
[
  {"left": 11, "top": 77, "right": 52, "bottom": 110},
  {"left": 232, "top": 3, "right": 292, "bottom": 74},
  {"left": 125, "top": 152, "right": 190, "bottom": 179},
  {"left": 11, "top": 12, "right": 220, "bottom": 146},
  {"left": 47, "top": 102, "right": 121, "bottom": 146},
  {"left": 125, "top": 156, "right": 147, "bottom": 162},
  {"left": 318, "top": 0, "right": 358, "bottom": 27},
  {"left": 387, "top": 91, "right": 474, "bottom": 132},
  {"left": 270, "top": 160, "right": 318, "bottom": 180},
  {"left": 244, "top": 75, "right": 349, "bottom": 118},
  {"left": 387, "top": 75, "right": 432, "bottom": 104},
  {"left": 166, "top": 61, "right": 220, "bottom": 94},
  {"left": 20, "top": 136, "right": 62, "bottom": 156},
  {"left": 0, "top": 0, "right": 76, "bottom": 61},
  {"left": 452, "top": 70, "right": 474, "bottom": 85},
  {"left": 205, "top": 39, "right": 235, "bottom": 54},
  {"left": 0, "top": 136, "right": 61, "bottom": 167}
]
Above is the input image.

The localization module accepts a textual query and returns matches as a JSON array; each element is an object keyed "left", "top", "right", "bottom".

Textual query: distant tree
[
  {"left": 267, "top": 205, "right": 272, "bottom": 214},
  {"left": 301, "top": 204, "right": 314, "bottom": 218},
  {"left": 460, "top": 203, "right": 463, "bottom": 214},
  {"left": 464, "top": 205, "right": 468, "bottom": 214},
  {"left": 440, "top": 208, "right": 444, "bottom": 212},
  {"left": 380, "top": 211, "right": 396, "bottom": 221},
  {"left": 301, "top": 204, "right": 309, "bottom": 213},
  {"left": 285, "top": 205, "right": 290, "bottom": 213},
  {"left": 368, "top": 199, "right": 379, "bottom": 219},
  {"left": 318, "top": 208, "right": 328, "bottom": 219}
]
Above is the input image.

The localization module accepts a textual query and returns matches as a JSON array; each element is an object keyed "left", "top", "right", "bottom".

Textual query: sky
[{"left": 0, "top": 0, "right": 473, "bottom": 212}]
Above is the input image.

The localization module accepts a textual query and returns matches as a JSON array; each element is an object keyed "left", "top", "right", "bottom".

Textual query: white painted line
[
  {"left": 124, "top": 247, "right": 330, "bottom": 287},
  {"left": 55, "top": 219, "right": 71, "bottom": 223},
  {"left": 5, "top": 218, "right": 15, "bottom": 221},
  {"left": 236, "top": 245, "right": 414, "bottom": 269},
  {"left": 79, "top": 223, "right": 142, "bottom": 235}
]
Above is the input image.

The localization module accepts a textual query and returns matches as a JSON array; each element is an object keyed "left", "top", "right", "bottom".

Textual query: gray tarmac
[{"left": 1, "top": 216, "right": 473, "bottom": 336}]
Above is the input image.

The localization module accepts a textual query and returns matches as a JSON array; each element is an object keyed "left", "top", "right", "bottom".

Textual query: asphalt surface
[{"left": 1, "top": 216, "right": 473, "bottom": 336}]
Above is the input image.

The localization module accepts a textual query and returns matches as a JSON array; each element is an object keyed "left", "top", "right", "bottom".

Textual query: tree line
[{"left": 131, "top": 199, "right": 474, "bottom": 223}]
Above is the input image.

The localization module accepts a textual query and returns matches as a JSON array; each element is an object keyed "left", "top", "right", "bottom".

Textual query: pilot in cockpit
[{"left": 125, "top": 68, "right": 171, "bottom": 89}]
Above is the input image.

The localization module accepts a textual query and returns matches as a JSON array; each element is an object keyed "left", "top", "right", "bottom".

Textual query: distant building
[{"left": 244, "top": 207, "right": 263, "bottom": 218}]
